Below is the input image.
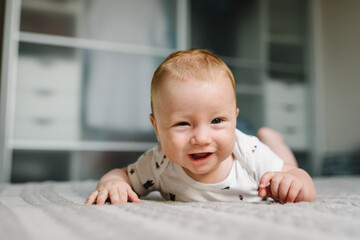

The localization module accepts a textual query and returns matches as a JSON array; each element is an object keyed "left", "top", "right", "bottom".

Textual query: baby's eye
[
  {"left": 176, "top": 122, "right": 189, "bottom": 126},
  {"left": 211, "top": 118, "right": 223, "bottom": 124}
]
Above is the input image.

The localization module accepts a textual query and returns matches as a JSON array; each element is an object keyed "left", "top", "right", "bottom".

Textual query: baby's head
[
  {"left": 150, "top": 49, "right": 237, "bottom": 117},
  {"left": 149, "top": 49, "right": 239, "bottom": 182}
]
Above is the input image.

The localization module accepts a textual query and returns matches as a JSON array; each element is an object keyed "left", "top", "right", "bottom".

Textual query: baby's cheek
[{"left": 162, "top": 141, "right": 180, "bottom": 160}]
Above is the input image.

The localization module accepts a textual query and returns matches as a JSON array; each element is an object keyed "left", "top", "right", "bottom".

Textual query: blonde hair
[{"left": 151, "top": 49, "right": 236, "bottom": 115}]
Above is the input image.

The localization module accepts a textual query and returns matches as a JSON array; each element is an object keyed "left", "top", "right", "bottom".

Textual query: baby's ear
[
  {"left": 236, "top": 108, "right": 239, "bottom": 117},
  {"left": 149, "top": 114, "right": 160, "bottom": 142}
]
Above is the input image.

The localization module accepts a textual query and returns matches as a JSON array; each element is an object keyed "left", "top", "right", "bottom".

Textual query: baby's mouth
[{"left": 189, "top": 152, "right": 213, "bottom": 161}]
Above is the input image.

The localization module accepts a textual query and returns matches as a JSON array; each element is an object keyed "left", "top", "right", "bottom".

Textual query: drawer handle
[
  {"left": 33, "top": 117, "right": 53, "bottom": 126},
  {"left": 35, "top": 89, "right": 54, "bottom": 97}
]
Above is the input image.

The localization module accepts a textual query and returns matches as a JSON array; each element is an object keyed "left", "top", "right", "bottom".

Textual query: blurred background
[{"left": 0, "top": 0, "right": 359, "bottom": 183}]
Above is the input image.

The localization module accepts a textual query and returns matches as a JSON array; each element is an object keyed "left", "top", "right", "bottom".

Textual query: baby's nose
[{"left": 190, "top": 128, "right": 212, "bottom": 145}]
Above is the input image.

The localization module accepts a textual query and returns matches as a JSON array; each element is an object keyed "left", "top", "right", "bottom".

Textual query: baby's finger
[
  {"left": 270, "top": 174, "right": 283, "bottom": 201},
  {"left": 117, "top": 187, "right": 128, "bottom": 203},
  {"left": 258, "top": 187, "right": 270, "bottom": 198},
  {"left": 265, "top": 185, "right": 273, "bottom": 197},
  {"left": 287, "top": 181, "right": 301, "bottom": 203},
  {"left": 294, "top": 189, "right": 304, "bottom": 202},
  {"left": 278, "top": 178, "right": 292, "bottom": 203},
  {"left": 127, "top": 189, "right": 141, "bottom": 203},
  {"left": 259, "top": 172, "right": 275, "bottom": 189},
  {"left": 85, "top": 191, "right": 99, "bottom": 205},
  {"left": 109, "top": 188, "right": 120, "bottom": 204},
  {"left": 258, "top": 184, "right": 272, "bottom": 197},
  {"left": 96, "top": 190, "right": 109, "bottom": 205},
  {"left": 258, "top": 187, "right": 266, "bottom": 198}
]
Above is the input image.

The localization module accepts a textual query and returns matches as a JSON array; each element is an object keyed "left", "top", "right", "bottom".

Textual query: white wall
[{"left": 320, "top": 0, "right": 360, "bottom": 154}]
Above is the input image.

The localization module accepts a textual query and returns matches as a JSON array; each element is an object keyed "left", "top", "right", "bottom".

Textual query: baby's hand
[
  {"left": 258, "top": 171, "right": 304, "bottom": 203},
  {"left": 86, "top": 180, "right": 141, "bottom": 205}
]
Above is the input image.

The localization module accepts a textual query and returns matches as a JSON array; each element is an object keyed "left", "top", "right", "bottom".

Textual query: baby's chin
[{"left": 182, "top": 162, "right": 229, "bottom": 182}]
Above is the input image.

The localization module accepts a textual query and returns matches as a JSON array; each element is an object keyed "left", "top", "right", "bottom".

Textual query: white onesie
[{"left": 127, "top": 129, "right": 283, "bottom": 202}]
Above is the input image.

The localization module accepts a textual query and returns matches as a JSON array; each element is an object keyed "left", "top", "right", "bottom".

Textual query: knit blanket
[{"left": 0, "top": 177, "right": 359, "bottom": 240}]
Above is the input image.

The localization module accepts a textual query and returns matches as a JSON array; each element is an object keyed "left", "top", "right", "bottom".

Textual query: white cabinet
[
  {"left": 264, "top": 80, "right": 308, "bottom": 151},
  {"left": 15, "top": 55, "right": 81, "bottom": 140},
  {"left": 263, "top": 0, "right": 310, "bottom": 155},
  {"left": 0, "top": 0, "right": 181, "bottom": 182},
  {"left": 0, "top": 0, "right": 314, "bottom": 182}
]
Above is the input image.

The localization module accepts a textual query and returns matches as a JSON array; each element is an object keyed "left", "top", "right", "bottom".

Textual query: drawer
[
  {"left": 264, "top": 80, "right": 307, "bottom": 105},
  {"left": 267, "top": 123, "right": 309, "bottom": 151},
  {"left": 265, "top": 106, "right": 306, "bottom": 126},
  {"left": 15, "top": 90, "right": 80, "bottom": 118},
  {"left": 266, "top": 101, "right": 306, "bottom": 115},
  {"left": 14, "top": 116, "right": 80, "bottom": 141},
  {"left": 264, "top": 80, "right": 309, "bottom": 150},
  {"left": 17, "top": 56, "right": 81, "bottom": 91}
]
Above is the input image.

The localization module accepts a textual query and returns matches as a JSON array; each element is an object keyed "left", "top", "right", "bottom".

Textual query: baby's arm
[
  {"left": 86, "top": 167, "right": 141, "bottom": 205},
  {"left": 257, "top": 127, "right": 297, "bottom": 167},
  {"left": 258, "top": 164, "right": 316, "bottom": 203}
]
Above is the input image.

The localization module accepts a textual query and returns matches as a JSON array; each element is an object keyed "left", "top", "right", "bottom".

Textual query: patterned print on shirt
[
  {"left": 169, "top": 193, "right": 176, "bottom": 201},
  {"left": 143, "top": 180, "right": 154, "bottom": 189},
  {"left": 161, "top": 155, "right": 166, "bottom": 165},
  {"left": 252, "top": 145, "right": 258, "bottom": 153}
]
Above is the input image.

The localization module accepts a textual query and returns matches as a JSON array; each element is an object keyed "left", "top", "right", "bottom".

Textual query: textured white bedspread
[{"left": 0, "top": 177, "right": 359, "bottom": 240}]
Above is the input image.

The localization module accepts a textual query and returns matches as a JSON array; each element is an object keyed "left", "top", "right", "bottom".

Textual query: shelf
[
  {"left": 10, "top": 140, "right": 158, "bottom": 152},
  {"left": 221, "top": 56, "right": 262, "bottom": 70},
  {"left": 268, "top": 34, "right": 304, "bottom": 45},
  {"left": 267, "top": 62, "right": 304, "bottom": 73},
  {"left": 21, "top": 0, "right": 80, "bottom": 15},
  {"left": 17, "top": 32, "right": 175, "bottom": 57}
]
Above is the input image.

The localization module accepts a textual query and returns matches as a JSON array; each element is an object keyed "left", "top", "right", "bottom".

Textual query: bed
[{"left": 0, "top": 177, "right": 359, "bottom": 240}]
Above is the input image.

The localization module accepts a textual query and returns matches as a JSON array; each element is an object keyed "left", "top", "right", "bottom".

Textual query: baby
[{"left": 86, "top": 49, "right": 316, "bottom": 205}]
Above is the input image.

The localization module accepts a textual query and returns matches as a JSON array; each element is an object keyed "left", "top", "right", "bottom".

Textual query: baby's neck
[{"left": 183, "top": 154, "right": 234, "bottom": 184}]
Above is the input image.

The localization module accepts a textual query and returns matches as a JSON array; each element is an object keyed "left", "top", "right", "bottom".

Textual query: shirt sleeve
[
  {"left": 235, "top": 131, "right": 284, "bottom": 184},
  {"left": 127, "top": 145, "right": 165, "bottom": 197}
]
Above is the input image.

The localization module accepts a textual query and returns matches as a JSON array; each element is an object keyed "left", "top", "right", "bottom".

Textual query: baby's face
[{"left": 150, "top": 75, "right": 238, "bottom": 183}]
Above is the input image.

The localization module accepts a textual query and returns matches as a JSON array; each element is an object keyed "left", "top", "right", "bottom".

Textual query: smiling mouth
[{"left": 189, "top": 152, "right": 213, "bottom": 161}]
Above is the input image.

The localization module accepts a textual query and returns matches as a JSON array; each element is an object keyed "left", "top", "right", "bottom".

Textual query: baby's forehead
[
  {"left": 154, "top": 75, "right": 234, "bottom": 102},
  {"left": 159, "top": 70, "right": 230, "bottom": 88}
]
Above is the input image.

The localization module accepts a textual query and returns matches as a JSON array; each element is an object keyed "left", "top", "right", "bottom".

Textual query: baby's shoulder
[
  {"left": 234, "top": 129, "right": 284, "bottom": 182},
  {"left": 234, "top": 129, "right": 261, "bottom": 155},
  {"left": 233, "top": 129, "right": 274, "bottom": 169},
  {"left": 138, "top": 145, "right": 170, "bottom": 172}
]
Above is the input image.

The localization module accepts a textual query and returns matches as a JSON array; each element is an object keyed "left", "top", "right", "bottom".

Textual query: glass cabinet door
[
  {"left": 20, "top": 0, "right": 177, "bottom": 48},
  {"left": 15, "top": 0, "right": 178, "bottom": 143},
  {"left": 9, "top": 0, "right": 180, "bottom": 182}
]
